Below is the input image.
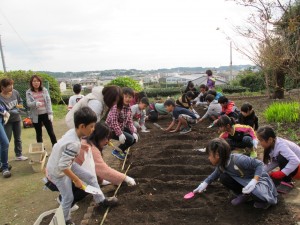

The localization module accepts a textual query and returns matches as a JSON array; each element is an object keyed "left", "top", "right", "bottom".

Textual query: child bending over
[
  {"left": 46, "top": 107, "right": 117, "bottom": 225},
  {"left": 131, "top": 97, "right": 150, "bottom": 132},
  {"left": 147, "top": 102, "right": 170, "bottom": 122},
  {"left": 218, "top": 96, "right": 239, "bottom": 120},
  {"left": 238, "top": 102, "right": 259, "bottom": 130},
  {"left": 106, "top": 87, "right": 138, "bottom": 161},
  {"left": 193, "top": 84, "right": 208, "bottom": 106},
  {"left": 164, "top": 99, "right": 197, "bottom": 134},
  {"left": 193, "top": 138, "right": 277, "bottom": 209},
  {"left": 217, "top": 115, "right": 258, "bottom": 158},
  {"left": 257, "top": 126, "right": 300, "bottom": 188},
  {"left": 197, "top": 94, "right": 221, "bottom": 123}
]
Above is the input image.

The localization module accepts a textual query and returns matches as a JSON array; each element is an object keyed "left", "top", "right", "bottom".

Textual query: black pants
[
  {"left": 219, "top": 172, "right": 265, "bottom": 203},
  {"left": 111, "top": 127, "right": 135, "bottom": 153},
  {"left": 33, "top": 113, "right": 57, "bottom": 146},
  {"left": 277, "top": 154, "right": 299, "bottom": 183}
]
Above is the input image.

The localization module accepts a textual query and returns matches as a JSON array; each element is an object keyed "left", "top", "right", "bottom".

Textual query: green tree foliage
[
  {"left": 238, "top": 69, "right": 265, "bottom": 92},
  {"left": 0, "top": 70, "right": 61, "bottom": 104},
  {"left": 108, "top": 76, "right": 143, "bottom": 91}
]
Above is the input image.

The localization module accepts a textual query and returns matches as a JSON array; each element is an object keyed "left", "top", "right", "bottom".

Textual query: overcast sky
[{"left": 0, "top": 0, "right": 252, "bottom": 72}]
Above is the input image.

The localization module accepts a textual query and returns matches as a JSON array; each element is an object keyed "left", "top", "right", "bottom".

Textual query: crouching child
[{"left": 131, "top": 97, "right": 149, "bottom": 132}]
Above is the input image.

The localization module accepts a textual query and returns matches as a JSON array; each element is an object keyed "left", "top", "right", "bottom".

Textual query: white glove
[
  {"left": 141, "top": 125, "right": 147, "bottom": 131},
  {"left": 133, "top": 133, "right": 139, "bottom": 142},
  {"left": 124, "top": 176, "right": 136, "bottom": 186},
  {"left": 48, "top": 114, "right": 53, "bottom": 122},
  {"left": 118, "top": 134, "right": 126, "bottom": 144},
  {"left": 242, "top": 179, "right": 258, "bottom": 194},
  {"left": 193, "top": 182, "right": 208, "bottom": 193},
  {"left": 36, "top": 101, "right": 42, "bottom": 107},
  {"left": 3, "top": 111, "right": 10, "bottom": 124},
  {"left": 253, "top": 139, "right": 258, "bottom": 149}
]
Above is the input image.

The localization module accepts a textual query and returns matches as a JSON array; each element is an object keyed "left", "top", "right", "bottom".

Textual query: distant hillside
[{"left": 39, "top": 65, "right": 253, "bottom": 78}]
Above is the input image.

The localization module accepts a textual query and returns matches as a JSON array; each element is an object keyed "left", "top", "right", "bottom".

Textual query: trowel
[
  {"left": 153, "top": 123, "right": 163, "bottom": 130},
  {"left": 82, "top": 185, "right": 103, "bottom": 195}
]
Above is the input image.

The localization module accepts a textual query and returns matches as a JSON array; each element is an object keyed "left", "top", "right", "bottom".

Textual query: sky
[{"left": 0, "top": 0, "right": 252, "bottom": 72}]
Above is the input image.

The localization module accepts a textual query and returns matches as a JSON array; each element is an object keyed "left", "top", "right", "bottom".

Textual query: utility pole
[
  {"left": 0, "top": 35, "right": 7, "bottom": 73},
  {"left": 230, "top": 41, "right": 232, "bottom": 78}
]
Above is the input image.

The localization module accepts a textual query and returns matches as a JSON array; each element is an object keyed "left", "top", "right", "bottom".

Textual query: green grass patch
[
  {"left": 264, "top": 102, "right": 300, "bottom": 123},
  {"left": 52, "top": 104, "right": 68, "bottom": 119}
]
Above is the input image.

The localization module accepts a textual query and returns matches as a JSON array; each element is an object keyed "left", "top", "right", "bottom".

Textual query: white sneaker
[
  {"left": 56, "top": 197, "right": 79, "bottom": 212},
  {"left": 15, "top": 155, "right": 28, "bottom": 161},
  {"left": 101, "top": 180, "right": 111, "bottom": 186}
]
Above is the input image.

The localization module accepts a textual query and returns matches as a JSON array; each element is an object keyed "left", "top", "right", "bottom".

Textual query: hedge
[
  {"left": 219, "top": 85, "right": 249, "bottom": 94},
  {"left": 144, "top": 88, "right": 182, "bottom": 97}
]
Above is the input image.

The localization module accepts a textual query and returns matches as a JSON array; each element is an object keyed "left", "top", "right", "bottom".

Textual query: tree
[{"left": 107, "top": 76, "right": 143, "bottom": 91}]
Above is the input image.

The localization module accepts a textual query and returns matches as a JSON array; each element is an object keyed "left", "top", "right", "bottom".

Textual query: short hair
[
  {"left": 218, "top": 96, "right": 228, "bottom": 104},
  {"left": 207, "top": 90, "right": 217, "bottom": 97},
  {"left": 199, "top": 84, "right": 208, "bottom": 91},
  {"left": 206, "top": 138, "right": 231, "bottom": 170},
  {"left": 241, "top": 102, "right": 253, "bottom": 113},
  {"left": 140, "top": 97, "right": 149, "bottom": 106},
  {"left": 206, "top": 69, "right": 213, "bottom": 76},
  {"left": 29, "top": 75, "right": 43, "bottom": 92},
  {"left": 0, "top": 78, "right": 14, "bottom": 91},
  {"left": 205, "top": 94, "right": 215, "bottom": 103},
  {"left": 86, "top": 122, "right": 111, "bottom": 151},
  {"left": 164, "top": 99, "right": 176, "bottom": 107},
  {"left": 122, "top": 87, "right": 134, "bottom": 97},
  {"left": 102, "top": 85, "right": 123, "bottom": 108},
  {"left": 73, "top": 84, "right": 82, "bottom": 94},
  {"left": 74, "top": 107, "right": 97, "bottom": 128}
]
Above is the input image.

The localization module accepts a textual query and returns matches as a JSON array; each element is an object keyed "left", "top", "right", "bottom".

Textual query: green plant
[
  {"left": 219, "top": 85, "right": 249, "bottom": 94},
  {"left": 52, "top": 104, "right": 68, "bottom": 119},
  {"left": 144, "top": 87, "right": 182, "bottom": 97},
  {"left": 264, "top": 102, "right": 300, "bottom": 123},
  {"left": 108, "top": 76, "right": 142, "bottom": 91}
]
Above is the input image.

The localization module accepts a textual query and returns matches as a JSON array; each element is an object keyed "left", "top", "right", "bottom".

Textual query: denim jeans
[
  {"left": 33, "top": 113, "right": 57, "bottom": 146},
  {"left": 112, "top": 127, "right": 135, "bottom": 153},
  {"left": 0, "top": 118, "right": 9, "bottom": 170},
  {"left": 4, "top": 120, "right": 22, "bottom": 157}
]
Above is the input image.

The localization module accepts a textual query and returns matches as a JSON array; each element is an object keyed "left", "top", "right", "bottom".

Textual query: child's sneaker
[
  {"left": 15, "top": 155, "right": 28, "bottom": 161},
  {"left": 0, "top": 164, "right": 12, "bottom": 172},
  {"left": 253, "top": 202, "right": 271, "bottom": 209},
  {"left": 56, "top": 197, "right": 79, "bottom": 212},
  {"left": 2, "top": 169, "right": 11, "bottom": 178},
  {"left": 276, "top": 181, "right": 294, "bottom": 194},
  {"left": 180, "top": 127, "right": 192, "bottom": 134},
  {"left": 112, "top": 150, "right": 125, "bottom": 161},
  {"left": 65, "top": 220, "right": 75, "bottom": 225},
  {"left": 231, "top": 194, "right": 250, "bottom": 206}
]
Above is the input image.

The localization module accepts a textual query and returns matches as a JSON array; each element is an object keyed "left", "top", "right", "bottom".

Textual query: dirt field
[{"left": 87, "top": 102, "right": 297, "bottom": 225}]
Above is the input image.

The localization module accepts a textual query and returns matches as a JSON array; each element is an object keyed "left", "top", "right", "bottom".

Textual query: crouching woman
[{"left": 194, "top": 138, "right": 277, "bottom": 209}]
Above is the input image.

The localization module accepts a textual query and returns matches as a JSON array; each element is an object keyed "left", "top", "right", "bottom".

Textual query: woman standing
[
  {"left": 26, "top": 75, "right": 57, "bottom": 146},
  {"left": 0, "top": 78, "right": 27, "bottom": 161}
]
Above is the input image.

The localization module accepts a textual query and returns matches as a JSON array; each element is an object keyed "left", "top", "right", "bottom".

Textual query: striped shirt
[{"left": 32, "top": 91, "right": 47, "bottom": 115}]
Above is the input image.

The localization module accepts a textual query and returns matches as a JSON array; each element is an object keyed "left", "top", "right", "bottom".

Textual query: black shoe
[
  {"left": 65, "top": 220, "right": 75, "bottom": 225},
  {"left": 0, "top": 164, "right": 12, "bottom": 173},
  {"left": 102, "top": 197, "right": 118, "bottom": 207}
]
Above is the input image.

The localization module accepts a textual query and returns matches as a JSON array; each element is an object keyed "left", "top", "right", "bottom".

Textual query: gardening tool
[
  {"left": 184, "top": 192, "right": 195, "bottom": 199},
  {"left": 82, "top": 184, "right": 103, "bottom": 195},
  {"left": 153, "top": 123, "right": 163, "bottom": 130},
  {"left": 193, "top": 148, "right": 206, "bottom": 153},
  {"left": 207, "top": 123, "right": 214, "bottom": 128}
]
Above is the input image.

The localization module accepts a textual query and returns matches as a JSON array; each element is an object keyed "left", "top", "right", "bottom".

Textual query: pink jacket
[{"left": 75, "top": 139, "right": 126, "bottom": 185}]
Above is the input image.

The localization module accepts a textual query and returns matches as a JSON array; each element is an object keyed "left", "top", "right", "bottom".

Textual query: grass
[
  {"left": 52, "top": 104, "right": 68, "bottom": 119},
  {"left": 264, "top": 102, "right": 300, "bottom": 123}
]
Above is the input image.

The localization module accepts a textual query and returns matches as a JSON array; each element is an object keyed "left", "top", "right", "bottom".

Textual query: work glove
[
  {"left": 133, "top": 133, "right": 139, "bottom": 142},
  {"left": 141, "top": 125, "right": 150, "bottom": 133},
  {"left": 253, "top": 139, "right": 259, "bottom": 149},
  {"left": 242, "top": 179, "right": 258, "bottom": 194},
  {"left": 3, "top": 111, "right": 10, "bottom": 124},
  {"left": 124, "top": 176, "right": 136, "bottom": 186},
  {"left": 48, "top": 114, "right": 53, "bottom": 122},
  {"left": 36, "top": 101, "right": 42, "bottom": 107},
  {"left": 118, "top": 134, "right": 126, "bottom": 144},
  {"left": 193, "top": 182, "right": 208, "bottom": 193},
  {"left": 102, "top": 196, "right": 118, "bottom": 207},
  {"left": 270, "top": 170, "right": 286, "bottom": 180}
]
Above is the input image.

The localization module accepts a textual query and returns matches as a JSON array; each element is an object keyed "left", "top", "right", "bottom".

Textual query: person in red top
[
  {"left": 218, "top": 96, "right": 239, "bottom": 120},
  {"left": 106, "top": 87, "right": 138, "bottom": 160}
]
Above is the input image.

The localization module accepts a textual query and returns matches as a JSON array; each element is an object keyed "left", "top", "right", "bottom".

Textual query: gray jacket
[
  {"left": 26, "top": 87, "right": 53, "bottom": 123},
  {"left": 204, "top": 154, "right": 278, "bottom": 204},
  {"left": 202, "top": 100, "right": 221, "bottom": 119}
]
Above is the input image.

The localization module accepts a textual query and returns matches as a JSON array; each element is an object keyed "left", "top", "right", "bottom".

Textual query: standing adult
[
  {"left": 0, "top": 78, "right": 27, "bottom": 161},
  {"left": 65, "top": 85, "right": 122, "bottom": 129},
  {"left": 206, "top": 69, "right": 216, "bottom": 90},
  {"left": 26, "top": 75, "right": 57, "bottom": 146}
]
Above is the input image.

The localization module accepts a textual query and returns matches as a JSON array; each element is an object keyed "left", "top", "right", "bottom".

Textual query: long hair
[
  {"left": 86, "top": 122, "right": 111, "bottom": 151},
  {"left": 102, "top": 85, "right": 123, "bottom": 109},
  {"left": 216, "top": 115, "right": 236, "bottom": 128},
  {"left": 257, "top": 125, "right": 276, "bottom": 164},
  {"left": 30, "top": 75, "right": 43, "bottom": 92},
  {"left": 206, "top": 138, "right": 231, "bottom": 170}
]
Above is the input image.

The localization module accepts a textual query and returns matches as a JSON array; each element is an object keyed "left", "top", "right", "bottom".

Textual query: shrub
[
  {"left": 219, "top": 85, "right": 249, "bottom": 94},
  {"left": 108, "top": 76, "right": 142, "bottom": 91},
  {"left": 144, "top": 88, "right": 182, "bottom": 97},
  {"left": 0, "top": 70, "right": 61, "bottom": 104},
  {"left": 239, "top": 72, "right": 265, "bottom": 92},
  {"left": 264, "top": 102, "right": 300, "bottom": 123}
]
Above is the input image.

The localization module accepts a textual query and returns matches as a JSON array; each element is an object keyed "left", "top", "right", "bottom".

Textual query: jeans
[
  {"left": 277, "top": 154, "right": 299, "bottom": 183},
  {"left": 112, "top": 127, "right": 135, "bottom": 153},
  {"left": 0, "top": 118, "right": 9, "bottom": 170},
  {"left": 4, "top": 120, "right": 22, "bottom": 157},
  {"left": 33, "top": 113, "right": 57, "bottom": 146},
  {"left": 226, "top": 136, "right": 253, "bottom": 150}
]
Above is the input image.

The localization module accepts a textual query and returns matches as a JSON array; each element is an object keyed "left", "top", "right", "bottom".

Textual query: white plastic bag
[{"left": 81, "top": 148, "right": 97, "bottom": 178}]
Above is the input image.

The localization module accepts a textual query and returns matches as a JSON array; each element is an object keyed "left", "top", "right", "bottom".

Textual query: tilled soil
[{"left": 88, "top": 105, "right": 296, "bottom": 225}]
